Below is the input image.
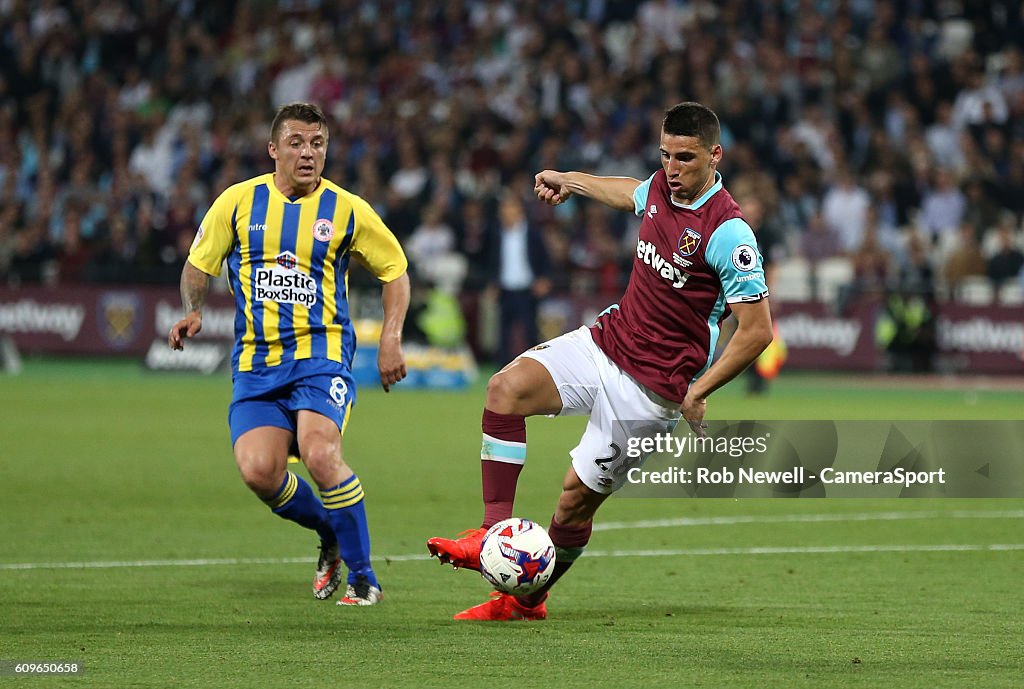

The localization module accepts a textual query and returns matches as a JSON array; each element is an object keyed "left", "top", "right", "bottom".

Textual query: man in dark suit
[{"left": 489, "top": 192, "right": 551, "bottom": 366}]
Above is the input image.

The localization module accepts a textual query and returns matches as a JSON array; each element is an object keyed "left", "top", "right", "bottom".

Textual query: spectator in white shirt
[{"left": 822, "top": 167, "right": 871, "bottom": 254}]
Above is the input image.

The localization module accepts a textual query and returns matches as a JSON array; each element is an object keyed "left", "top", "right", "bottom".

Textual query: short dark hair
[
  {"left": 662, "top": 102, "right": 720, "bottom": 150},
  {"left": 270, "top": 102, "right": 328, "bottom": 143}
]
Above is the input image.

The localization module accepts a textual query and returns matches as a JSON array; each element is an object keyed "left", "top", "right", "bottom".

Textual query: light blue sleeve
[
  {"left": 705, "top": 218, "right": 770, "bottom": 303},
  {"left": 632, "top": 173, "right": 657, "bottom": 216}
]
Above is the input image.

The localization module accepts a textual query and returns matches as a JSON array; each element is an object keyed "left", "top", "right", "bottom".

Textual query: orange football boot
[
  {"left": 453, "top": 591, "right": 548, "bottom": 621},
  {"left": 426, "top": 527, "right": 487, "bottom": 571}
]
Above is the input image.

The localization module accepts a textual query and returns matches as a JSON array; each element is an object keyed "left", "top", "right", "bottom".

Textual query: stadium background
[
  {"left": 1, "top": 2, "right": 1022, "bottom": 688},
  {"left": 2, "top": 0, "right": 1023, "bottom": 374}
]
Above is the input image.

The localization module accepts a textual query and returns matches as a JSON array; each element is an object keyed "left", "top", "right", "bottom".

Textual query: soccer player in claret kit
[
  {"left": 169, "top": 103, "right": 409, "bottom": 606},
  {"left": 427, "top": 102, "right": 773, "bottom": 620}
]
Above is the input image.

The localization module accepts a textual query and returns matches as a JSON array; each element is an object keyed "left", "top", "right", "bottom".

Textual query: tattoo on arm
[{"left": 180, "top": 263, "right": 210, "bottom": 314}]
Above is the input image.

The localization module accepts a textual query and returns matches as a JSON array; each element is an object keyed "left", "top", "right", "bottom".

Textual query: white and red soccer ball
[{"left": 479, "top": 517, "right": 556, "bottom": 595}]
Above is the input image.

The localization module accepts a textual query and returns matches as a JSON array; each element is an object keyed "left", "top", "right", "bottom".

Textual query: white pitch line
[
  {"left": 0, "top": 555, "right": 421, "bottom": 571},
  {"left": 2, "top": 543, "right": 1023, "bottom": 572},
  {"left": 592, "top": 509, "right": 1024, "bottom": 532},
  {"left": 589, "top": 544, "right": 1024, "bottom": 558},
  {"left": 3, "top": 510, "right": 1023, "bottom": 572}
]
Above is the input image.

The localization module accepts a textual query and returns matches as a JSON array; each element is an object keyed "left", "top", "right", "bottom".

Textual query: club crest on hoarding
[{"left": 98, "top": 292, "right": 141, "bottom": 349}]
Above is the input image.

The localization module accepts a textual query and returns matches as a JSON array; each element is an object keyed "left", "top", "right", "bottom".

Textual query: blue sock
[
  {"left": 321, "top": 475, "right": 377, "bottom": 587},
  {"left": 264, "top": 472, "right": 334, "bottom": 543}
]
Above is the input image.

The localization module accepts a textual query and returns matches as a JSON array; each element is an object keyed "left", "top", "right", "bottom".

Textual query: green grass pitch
[{"left": 1, "top": 359, "right": 1022, "bottom": 688}]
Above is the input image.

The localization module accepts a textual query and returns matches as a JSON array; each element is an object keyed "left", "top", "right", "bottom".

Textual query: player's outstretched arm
[
  {"left": 378, "top": 271, "right": 409, "bottom": 392},
  {"left": 168, "top": 261, "right": 211, "bottom": 350},
  {"left": 681, "top": 299, "right": 773, "bottom": 436},
  {"left": 534, "top": 170, "right": 641, "bottom": 212}
]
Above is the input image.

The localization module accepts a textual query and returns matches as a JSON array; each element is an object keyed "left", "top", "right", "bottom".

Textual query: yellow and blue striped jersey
[{"left": 188, "top": 173, "right": 407, "bottom": 373}]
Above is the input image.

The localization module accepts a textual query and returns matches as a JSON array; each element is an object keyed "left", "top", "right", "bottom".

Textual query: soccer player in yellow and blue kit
[{"left": 168, "top": 103, "right": 409, "bottom": 606}]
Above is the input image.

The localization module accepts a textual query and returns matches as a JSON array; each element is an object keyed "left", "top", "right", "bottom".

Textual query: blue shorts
[{"left": 228, "top": 359, "right": 357, "bottom": 445}]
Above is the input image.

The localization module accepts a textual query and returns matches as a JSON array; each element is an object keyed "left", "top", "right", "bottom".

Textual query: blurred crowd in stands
[{"left": 2, "top": 0, "right": 1023, "bottom": 311}]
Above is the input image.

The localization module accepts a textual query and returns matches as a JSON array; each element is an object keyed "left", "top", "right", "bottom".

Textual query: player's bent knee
[
  {"left": 484, "top": 371, "right": 518, "bottom": 413},
  {"left": 235, "top": 455, "right": 285, "bottom": 497},
  {"left": 300, "top": 443, "right": 349, "bottom": 489},
  {"left": 301, "top": 445, "right": 338, "bottom": 473},
  {"left": 487, "top": 357, "right": 562, "bottom": 416}
]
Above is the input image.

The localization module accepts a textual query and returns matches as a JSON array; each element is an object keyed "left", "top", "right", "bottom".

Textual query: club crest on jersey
[
  {"left": 677, "top": 228, "right": 701, "bottom": 257},
  {"left": 312, "top": 218, "right": 334, "bottom": 242}
]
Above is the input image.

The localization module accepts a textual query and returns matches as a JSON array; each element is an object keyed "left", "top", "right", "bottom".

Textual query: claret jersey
[
  {"left": 188, "top": 173, "right": 407, "bottom": 373},
  {"left": 589, "top": 170, "right": 769, "bottom": 403}
]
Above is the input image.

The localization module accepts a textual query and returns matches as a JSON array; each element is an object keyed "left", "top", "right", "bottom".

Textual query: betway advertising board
[
  {"left": 568, "top": 296, "right": 1022, "bottom": 374},
  {"left": 2, "top": 288, "right": 1022, "bottom": 373},
  {"left": 0, "top": 286, "right": 235, "bottom": 355},
  {"left": 771, "top": 301, "right": 1024, "bottom": 373},
  {"left": 771, "top": 302, "right": 879, "bottom": 370}
]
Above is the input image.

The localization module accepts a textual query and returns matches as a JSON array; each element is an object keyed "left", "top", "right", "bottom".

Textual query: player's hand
[
  {"left": 168, "top": 312, "right": 202, "bottom": 350},
  {"left": 534, "top": 170, "right": 571, "bottom": 205},
  {"left": 377, "top": 338, "right": 407, "bottom": 393},
  {"left": 680, "top": 391, "right": 708, "bottom": 438}
]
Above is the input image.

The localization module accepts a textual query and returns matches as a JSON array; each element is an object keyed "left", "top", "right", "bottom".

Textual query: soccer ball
[{"left": 479, "top": 517, "right": 556, "bottom": 595}]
